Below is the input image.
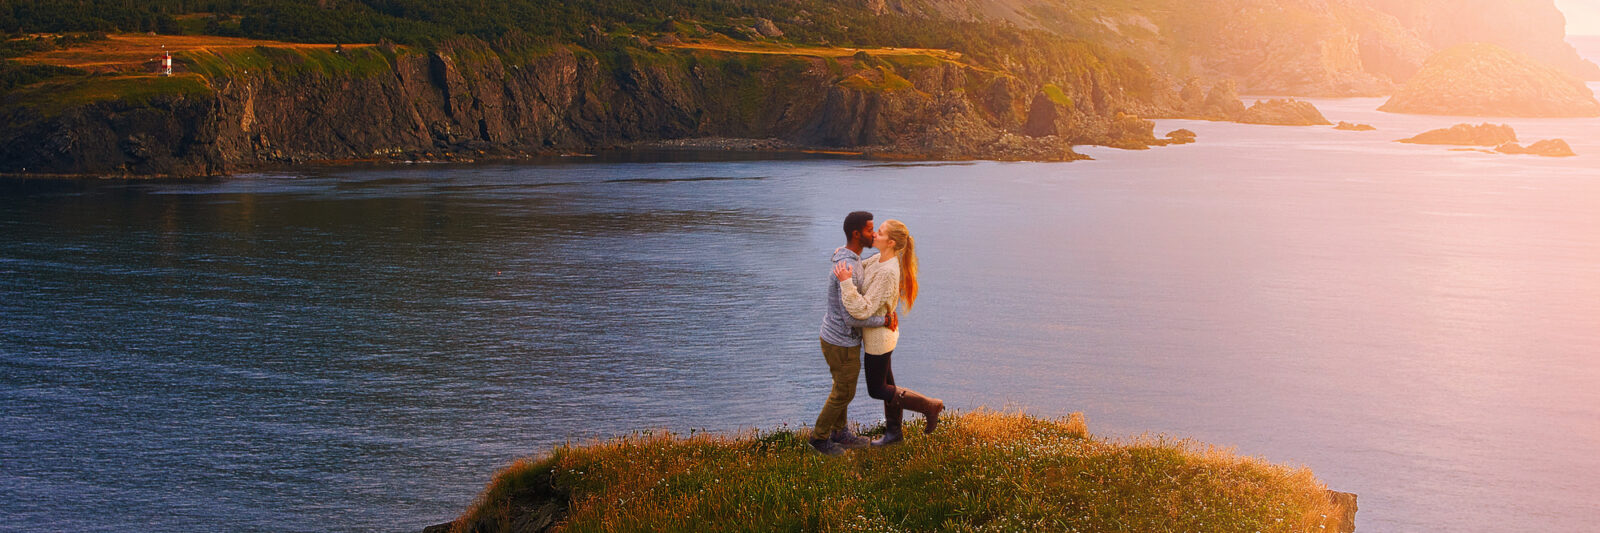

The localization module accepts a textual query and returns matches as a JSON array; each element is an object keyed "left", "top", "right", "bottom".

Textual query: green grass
[
  {"left": 179, "top": 45, "right": 400, "bottom": 80},
  {"left": 882, "top": 53, "right": 944, "bottom": 70},
  {"left": 4, "top": 74, "right": 211, "bottom": 116},
  {"left": 449, "top": 410, "right": 1346, "bottom": 532},
  {"left": 839, "top": 65, "right": 913, "bottom": 92}
]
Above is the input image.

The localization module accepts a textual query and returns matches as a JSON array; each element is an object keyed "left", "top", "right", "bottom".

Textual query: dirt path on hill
[{"left": 665, "top": 41, "right": 964, "bottom": 61}]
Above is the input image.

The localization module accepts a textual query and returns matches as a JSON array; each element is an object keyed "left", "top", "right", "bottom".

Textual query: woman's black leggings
[{"left": 864, "top": 351, "right": 897, "bottom": 401}]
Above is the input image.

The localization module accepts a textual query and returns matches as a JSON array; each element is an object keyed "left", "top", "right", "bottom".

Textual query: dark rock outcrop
[
  {"left": 1496, "top": 139, "right": 1576, "bottom": 157},
  {"left": 1174, "top": 80, "right": 1248, "bottom": 121},
  {"left": 1169, "top": 82, "right": 1333, "bottom": 126},
  {"left": 1237, "top": 99, "right": 1332, "bottom": 126},
  {"left": 1326, "top": 490, "right": 1358, "bottom": 533},
  {"left": 1398, "top": 123, "right": 1518, "bottom": 145},
  {"left": 1381, "top": 43, "right": 1600, "bottom": 117},
  {"left": 754, "top": 18, "right": 783, "bottom": 38},
  {"left": 1334, "top": 121, "right": 1376, "bottom": 131}
]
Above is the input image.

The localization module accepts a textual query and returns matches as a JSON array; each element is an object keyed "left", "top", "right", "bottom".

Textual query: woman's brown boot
[
  {"left": 872, "top": 400, "right": 904, "bottom": 446},
  {"left": 894, "top": 388, "right": 944, "bottom": 434}
]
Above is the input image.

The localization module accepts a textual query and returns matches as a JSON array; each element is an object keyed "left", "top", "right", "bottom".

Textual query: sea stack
[{"left": 1380, "top": 42, "right": 1600, "bottom": 117}]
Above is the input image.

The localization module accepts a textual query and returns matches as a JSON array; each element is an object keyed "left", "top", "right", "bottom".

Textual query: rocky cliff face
[
  {"left": 909, "top": 0, "right": 1598, "bottom": 96},
  {"left": 0, "top": 36, "right": 1175, "bottom": 176},
  {"left": 1366, "top": 0, "right": 1600, "bottom": 80}
]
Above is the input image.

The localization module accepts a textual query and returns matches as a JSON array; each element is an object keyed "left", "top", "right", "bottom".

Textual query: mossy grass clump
[
  {"left": 1042, "top": 83, "right": 1074, "bottom": 108},
  {"left": 839, "top": 66, "right": 912, "bottom": 92},
  {"left": 449, "top": 410, "right": 1346, "bottom": 532}
]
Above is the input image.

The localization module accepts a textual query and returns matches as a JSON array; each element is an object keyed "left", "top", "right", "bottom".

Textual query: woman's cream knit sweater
[{"left": 839, "top": 254, "right": 900, "bottom": 355}]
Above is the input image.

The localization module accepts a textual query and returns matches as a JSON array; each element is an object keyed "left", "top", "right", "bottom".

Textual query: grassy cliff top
[{"left": 444, "top": 410, "right": 1353, "bottom": 532}]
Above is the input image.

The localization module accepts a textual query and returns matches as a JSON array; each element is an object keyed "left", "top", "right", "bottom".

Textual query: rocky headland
[
  {"left": 1335, "top": 121, "right": 1377, "bottom": 131},
  {"left": 1380, "top": 42, "right": 1600, "bottom": 117},
  {"left": 1, "top": 34, "right": 1177, "bottom": 176}
]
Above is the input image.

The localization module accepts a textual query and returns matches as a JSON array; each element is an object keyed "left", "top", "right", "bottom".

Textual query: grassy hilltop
[{"left": 437, "top": 411, "right": 1355, "bottom": 533}]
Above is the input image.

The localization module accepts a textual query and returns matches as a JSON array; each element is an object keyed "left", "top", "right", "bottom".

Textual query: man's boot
[
  {"left": 809, "top": 436, "right": 845, "bottom": 456},
  {"left": 831, "top": 427, "right": 871, "bottom": 450},
  {"left": 895, "top": 388, "right": 945, "bottom": 434},
  {"left": 872, "top": 399, "right": 904, "bottom": 446}
]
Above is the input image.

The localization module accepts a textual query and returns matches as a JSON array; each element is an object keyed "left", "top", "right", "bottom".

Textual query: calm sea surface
[{"left": 4, "top": 85, "right": 1600, "bottom": 531}]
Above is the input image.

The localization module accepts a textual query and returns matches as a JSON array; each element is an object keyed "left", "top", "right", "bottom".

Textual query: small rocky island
[
  {"left": 1380, "top": 42, "right": 1600, "bottom": 117},
  {"left": 1399, "top": 123, "right": 1518, "bottom": 146},
  {"left": 1496, "top": 139, "right": 1576, "bottom": 157},
  {"left": 1238, "top": 99, "right": 1333, "bottom": 126},
  {"left": 1398, "top": 123, "right": 1576, "bottom": 157}
]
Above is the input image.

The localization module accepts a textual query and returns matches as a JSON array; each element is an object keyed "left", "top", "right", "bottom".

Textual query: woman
[{"left": 831, "top": 219, "right": 943, "bottom": 446}]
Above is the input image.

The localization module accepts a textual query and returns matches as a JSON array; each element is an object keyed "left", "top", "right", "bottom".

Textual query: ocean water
[{"left": 3, "top": 90, "right": 1600, "bottom": 531}]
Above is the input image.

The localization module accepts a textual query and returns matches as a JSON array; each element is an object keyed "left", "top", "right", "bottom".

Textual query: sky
[{"left": 1556, "top": 0, "right": 1600, "bottom": 35}]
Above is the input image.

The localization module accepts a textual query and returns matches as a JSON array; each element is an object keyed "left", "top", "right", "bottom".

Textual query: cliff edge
[
  {"left": 0, "top": 33, "right": 1175, "bottom": 176},
  {"left": 426, "top": 411, "right": 1357, "bottom": 533}
]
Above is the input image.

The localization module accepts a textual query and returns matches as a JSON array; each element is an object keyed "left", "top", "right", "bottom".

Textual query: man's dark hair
[{"left": 843, "top": 211, "right": 873, "bottom": 240}]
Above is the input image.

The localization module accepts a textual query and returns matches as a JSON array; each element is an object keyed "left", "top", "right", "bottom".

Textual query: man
[{"left": 811, "top": 211, "right": 898, "bottom": 455}]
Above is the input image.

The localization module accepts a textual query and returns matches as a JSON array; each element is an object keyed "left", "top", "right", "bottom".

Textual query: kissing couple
[{"left": 810, "top": 211, "right": 944, "bottom": 456}]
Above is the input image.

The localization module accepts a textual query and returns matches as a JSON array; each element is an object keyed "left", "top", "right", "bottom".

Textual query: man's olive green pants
[{"left": 812, "top": 338, "right": 861, "bottom": 440}]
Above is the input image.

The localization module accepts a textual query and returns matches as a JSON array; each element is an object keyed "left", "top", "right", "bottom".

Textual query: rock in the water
[
  {"left": 1398, "top": 123, "right": 1517, "bottom": 146},
  {"left": 1238, "top": 99, "right": 1332, "bottom": 126},
  {"left": 1495, "top": 139, "right": 1576, "bottom": 157},
  {"left": 1172, "top": 84, "right": 1330, "bottom": 126},
  {"left": 1201, "top": 80, "right": 1246, "bottom": 120},
  {"left": 1334, "top": 121, "right": 1376, "bottom": 131},
  {"left": 1380, "top": 43, "right": 1600, "bottom": 117},
  {"left": 1165, "top": 129, "right": 1197, "bottom": 144},
  {"left": 1326, "top": 490, "right": 1358, "bottom": 533},
  {"left": 1105, "top": 112, "right": 1159, "bottom": 150}
]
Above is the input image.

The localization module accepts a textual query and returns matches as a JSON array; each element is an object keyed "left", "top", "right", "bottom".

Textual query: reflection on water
[{"left": 3, "top": 99, "right": 1600, "bottom": 532}]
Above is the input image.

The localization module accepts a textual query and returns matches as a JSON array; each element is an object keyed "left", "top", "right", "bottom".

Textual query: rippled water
[{"left": 4, "top": 92, "right": 1600, "bottom": 531}]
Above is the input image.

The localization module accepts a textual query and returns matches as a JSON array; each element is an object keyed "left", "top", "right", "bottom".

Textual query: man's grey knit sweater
[{"left": 820, "top": 247, "right": 887, "bottom": 347}]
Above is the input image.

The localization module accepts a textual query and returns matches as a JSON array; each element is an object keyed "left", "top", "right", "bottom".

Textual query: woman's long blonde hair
[{"left": 883, "top": 219, "right": 918, "bottom": 311}]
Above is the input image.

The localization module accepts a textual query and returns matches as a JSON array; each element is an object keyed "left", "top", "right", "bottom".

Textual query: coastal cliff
[
  {"left": 2, "top": 0, "right": 1594, "bottom": 176},
  {"left": 913, "top": 0, "right": 1598, "bottom": 96},
  {"left": 0, "top": 34, "right": 1174, "bottom": 176}
]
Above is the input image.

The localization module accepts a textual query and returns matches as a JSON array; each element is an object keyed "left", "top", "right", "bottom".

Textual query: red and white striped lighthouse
[{"left": 161, "top": 48, "right": 172, "bottom": 77}]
